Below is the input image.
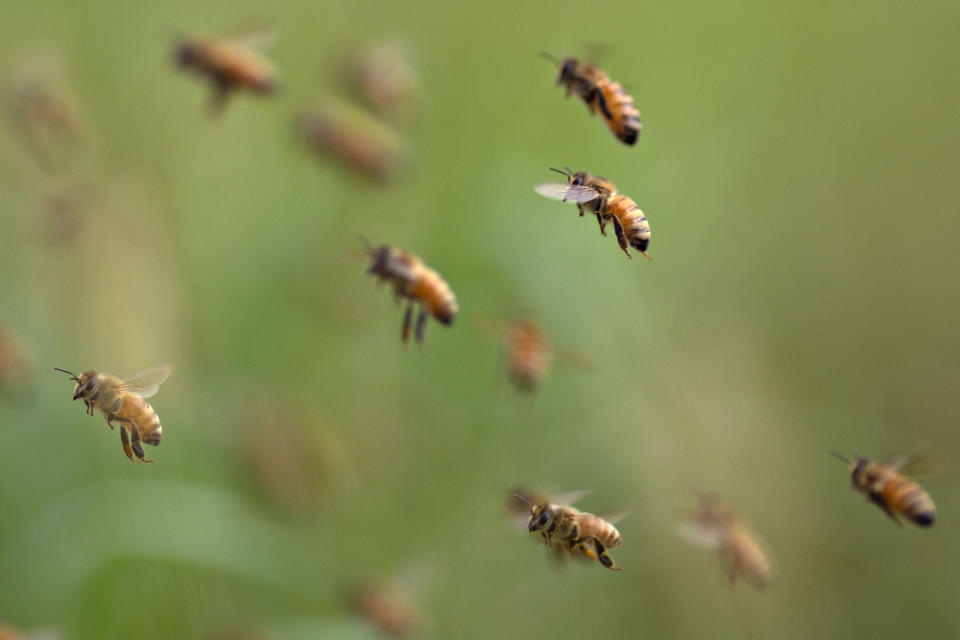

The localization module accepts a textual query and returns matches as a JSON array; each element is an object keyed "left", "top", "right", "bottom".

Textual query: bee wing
[
  {"left": 597, "top": 508, "right": 629, "bottom": 526},
  {"left": 897, "top": 453, "right": 945, "bottom": 477},
  {"left": 120, "top": 365, "right": 172, "bottom": 398},
  {"left": 676, "top": 519, "right": 725, "bottom": 550},
  {"left": 533, "top": 183, "right": 599, "bottom": 204}
]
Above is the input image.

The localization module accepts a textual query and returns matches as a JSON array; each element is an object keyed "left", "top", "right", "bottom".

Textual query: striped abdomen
[
  {"left": 880, "top": 470, "right": 936, "bottom": 527},
  {"left": 577, "top": 513, "right": 622, "bottom": 549},
  {"left": 409, "top": 269, "right": 458, "bottom": 325},
  {"left": 608, "top": 194, "right": 651, "bottom": 255},
  {"left": 597, "top": 81, "right": 641, "bottom": 145},
  {"left": 116, "top": 394, "right": 162, "bottom": 445}
]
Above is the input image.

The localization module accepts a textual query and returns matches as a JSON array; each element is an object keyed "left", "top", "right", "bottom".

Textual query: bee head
[
  {"left": 830, "top": 450, "right": 866, "bottom": 487},
  {"left": 56, "top": 368, "right": 97, "bottom": 400},
  {"left": 173, "top": 38, "right": 202, "bottom": 69},
  {"left": 527, "top": 503, "right": 553, "bottom": 532},
  {"left": 556, "top": 58, "right": 577, "bottom": 85}
]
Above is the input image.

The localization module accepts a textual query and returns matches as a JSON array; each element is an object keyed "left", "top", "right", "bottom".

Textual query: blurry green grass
[{"left": 2, "top": 0, "right": 960, "bottom": 638}]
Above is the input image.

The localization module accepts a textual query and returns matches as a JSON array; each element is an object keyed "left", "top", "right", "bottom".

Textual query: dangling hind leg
[
  {"left": 129, "top": 424, "right": 153, "bottom": 463},
  {"left": 401, "top": 303, "right": 414, "bottom": 345},
  {"left": 414, "top": 308, "right": 428, "bottom": 344},
  {"left": 592, "top": 538, "right": 623, "bottom": 571}
]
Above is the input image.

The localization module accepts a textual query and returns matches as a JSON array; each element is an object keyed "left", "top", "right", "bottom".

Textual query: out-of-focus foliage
[{"left": 1, "top": 0, "right": 959, "bottom": 638}]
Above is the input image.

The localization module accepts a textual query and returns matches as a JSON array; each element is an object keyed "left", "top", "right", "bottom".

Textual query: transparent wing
[
  {"left": 533, "top": 183, "right": 600, "bottom": 204},
  {"left": 596, "top": 508, "right": 629, "bottom": 526},
  {"left": 121, "top": 365, "right": 172, "bottom": 398},
  {"left": 676, "top": 520, "right": 725, "bottom": 550},
  {"left": 898, "top": 453, "right": 945, "bottom": 477}
]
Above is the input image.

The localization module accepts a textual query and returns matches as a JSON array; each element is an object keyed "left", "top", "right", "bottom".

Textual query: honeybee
[
  {"left": 297, "top": 107, "right": 406, "bottom": 184},
  {"left": 678, "top": 493, "right": 772, "bottom": 590},
  {"left": 349, "top": 582, "right": 428, "bottom": 638},
  {"left": 362, "top": 240, "right": 458, "bottom": 345},
  {"left": 830, "top": 451, "right": 938, "bottom": 527},
  {"left": 9, "top": 59, "right": 84, "bottom": 171},
  {"left": 174, "top": 33, "right": 278, "bottom": 114},
  {"left": 501, "top": 318, "right": 552, "bottom": 393},
  {"left": 55, "top": 365, "right": 171, "bottom": 462},
  {"left": 535, "top": 167, "right": 651, "bottom": 259},
  {"left": 543, "top": 53, "right": 641, "bottom": 145},
  {"left": 518, "top": 493, "right": 624, "bottom": 571},
  {"left": 342, "top": 43, "right": 420, "bottom": 124}
]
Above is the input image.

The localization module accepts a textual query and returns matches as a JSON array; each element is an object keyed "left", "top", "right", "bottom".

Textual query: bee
[
  {"left": 55, "top": 365, "right": 171, "bottom": 462},
  {"left": 342, "top": 43, "right": 420, "bottom": 124},
  {"left": 518, "top": 493, "right": 624, "bottom": 571},
  {"left": 678, "top": 492, "right": 772, "bottom": 590},
  {"left": 174, "top": 33, "right": 278, "bottom": 114},
  {"left": 349, "top": 582, "right": 428, "bottom": 638},
  {"left": 362, "top": 240, "right": 458, "bottom": 345},
  {"left": 535, "top": 167, "right": 651, "bottom": 259},
  {"left": 297, "top": 107, "right": 406, "bottom": 184},
  {"left": 543, "top": 53, "right": 641, "bottom": 146},
  {"left": 9, "top": 60, "right": 84, "bottom": 171},
  {"left": 830, "top": 451, "right": 938, "bottom": 527},
  {"left": 501, "top": 318, "right": 552, "bottom": 393}
]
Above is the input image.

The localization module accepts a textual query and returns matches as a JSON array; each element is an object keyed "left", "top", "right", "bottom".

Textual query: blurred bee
[
  {"left": 535, "top": 167, "right": 651, "bottom": 259},
  {"left": 542, "top": 53, "right": 641, "bottom": 146},
  {"left": 8, "top": 61, "right": 83, "bottom": 170},
  {"left": 55, "top": 365, "right": 171, "bottom": 462},
  {"left": 297, "top": 107, "right": 406, "bottom": 184},
  {"left": 0, "top": 325, "right": 33, "bottom": 394},
  {"left": 349, "top": 582, "right": 428, "bottom": 638},
  {"left": 830, "top": 451, "right": 938, "bottom": 527},
  {"left": 342, "top": 43, "right": 420, "bottom": 124},
  {"left": 678, "top": 492, "right": 772, "bottom": 590},
  {"left": 501, "top": 318, "right": 552, "bottom": 393},
  {"left": 174, "top": 33, "right": 278, "bottom": 114},
  {"left": 362, "top": 240, "right": 458, "bottom": 345},
  {"left": 518, "top": 493, "right": 624, "bottom": 571}
]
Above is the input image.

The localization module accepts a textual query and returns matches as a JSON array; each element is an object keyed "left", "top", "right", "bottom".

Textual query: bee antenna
[
  {"left": 548, "top": 167, "right": 571, "bottom": 178},
  {"left": 539, "top": 50, "right": 559, "bottom": 66},
  {"left": 356, "top": 234, "right": 375, "bottom": 254},
  {"left": 53, "top": 367, "right": 79, "bottom": 381},
  {"left": 828, "top": 451, "right": 851, "bottom": 464},
  {"left": 514, "top": 494, "right": 531, "bottom": 506}
]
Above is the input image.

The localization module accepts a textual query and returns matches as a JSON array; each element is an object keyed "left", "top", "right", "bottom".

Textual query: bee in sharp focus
[
  {"left": 535, "top": 167, "right": 651, "bottom": 259},
  {"left": 174, "top": 33, "right": 278, "bottom": 115},
  {"left": 518, "top": 493, "right": 624, "bottom": 571},
  {"left": 55, "top": 365, "right": 171, "bottom": 462},
  {"left": 501, "top": 317, "right": 552, "bottom": 393},
  {"left": 830, "top": 451, "right": 938, "bottom": 527},
  {"left": 678, "top": 492, "right": 772, "bottom": 590},
  {"left": 542, "top": 53, "right": 641, "bottom": 146},
  {"left": 362, "top": 240, "right": 458, "bottom": 345}
]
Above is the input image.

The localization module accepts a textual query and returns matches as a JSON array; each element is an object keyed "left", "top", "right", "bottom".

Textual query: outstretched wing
[
  {"left": 121, "top": 365, "right": 172, "bottom": 398},
  {"left": 534, "top": 183, "right": 600, "bottom": 204}
]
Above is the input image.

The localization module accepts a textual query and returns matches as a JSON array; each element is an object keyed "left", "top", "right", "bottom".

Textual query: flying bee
[
  {"left": 678, "top": 492, "right": 772, "bottom": 590},
  {"left": 342, "top": 43, "right": 421, "bottom": 124},
  {"left": 501, "top": 317, "right": 552, "bottom": 393},
  {"left": 542, "top": 53, "right": 641, "bottom": 146},
  {"left": 173, "top": 33, "right": 278, "bottom": 114},
  {"left": 535, "top": 167, "right": 651, "bottom": 259},
  {"left": 348, "top": 581, "right": 429, "bottom": 638},
  {"left": 518, "top": 493, "right": 624, "bottom": 571},
  {"left": 830, "top": 451, "right": 939, "bottom": 527},
  {"left": 362, "top": 240, "right": 458, "bottom": 345},
  {"left": 55, "top": 365, "right": 171, "bottom": 462},
  {"left": 297, "top": 106, "right": 406, "bottom": 184}
]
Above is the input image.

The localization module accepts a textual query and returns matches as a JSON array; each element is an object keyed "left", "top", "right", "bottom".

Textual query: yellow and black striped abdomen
[
  {"left": 116, "top": 394, "right": 163, "bottom": 446},
  {"left": 609, "top": 194, "right": 650, "bottom": 255},
  {"left": 882, "top": 472, "right": 936, "bottom": 527},
  {"left": 598, "top": 81, "right": 641, "bottom": 145},
  {"left": 410, "top": 269, "right": 458, "bottom": 326}
]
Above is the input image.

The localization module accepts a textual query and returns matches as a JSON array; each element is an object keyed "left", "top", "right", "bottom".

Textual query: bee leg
[
  {"left": 119, "top": 425, "right": 137, "bottom": 462},
  {"left": 401, "top": 303, "right": 414, "bottom": 345},
  {"left": 609, "top": 215, "right": 631, "bottom": 259},
  {"left": 594, "top": 212, "right": 607, "bottom": 236},
  {"left": 207, "top": 79, "right": 232, "bottom": 117},
  {"left": 868, "top": 491, "right": 901, "bottom": 526},
  {"left": 593, "top": 538, "right": 623, "bottom": 571},
  {"left": 414, "top": 308, "right": 428, "bottom": 344},
  {"left": 129, "top": 424, "right": 153, "bottom": 463}
]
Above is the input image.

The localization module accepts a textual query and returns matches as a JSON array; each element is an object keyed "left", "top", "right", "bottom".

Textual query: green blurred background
[{"left": 1, "top": 0, "right": 959, "bottom": 638}]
